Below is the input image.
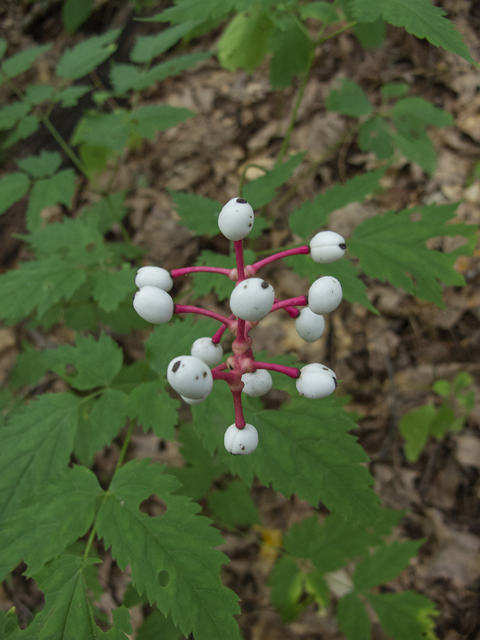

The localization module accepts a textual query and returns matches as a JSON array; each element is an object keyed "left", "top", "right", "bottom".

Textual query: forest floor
[{"left": 0, "top": 0, "right": 479, "bottom": 639}]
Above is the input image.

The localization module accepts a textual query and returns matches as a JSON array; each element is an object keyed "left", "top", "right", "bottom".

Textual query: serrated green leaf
[
  {"left": 0, "top": 102, "right": 30, "bottom": 130},
  {"left": 136, "top": 609, "right": 185, "bottom": 640},
  {"left": 96, "top": 459, "right": 242, "bottom": 640},
  {"left": 0, "top": 466, "right": 101, "bottom": 579},
  {"left": 0, "top": 172, "right": 30, "bottom": 215},
  {"left": 268, "top": 556, "right": 304, "bottom": 622},
  {"left": 394, "top": 96, "right": 453, "bottom": 132},
  {"left": 67, "top": 333, "right": 124, "bottom": 390},
  {"left": 26, "top": 168, "right": 76, "bottom": 230},
  {"left": 62, "top": 0, "right": 94, "bottom": 33},
  {"left": 368, "top": 591, "right": 438, "bottom": 640},
  {"left": 326, "top": 78, "right": 373, "bottom": 117},
  {"left": 399, "top": 403, "right": 435, "bottom": 461},
  {"left": 145, "top": 52, "right": 212, "bottom": 85},
  {"left": 353, "top": 539, "right": 423, "bottom": 591},
  {"left": 353, "top": 17, "right": 386, "bottom": 48},
  {"left": 169, "top": 190, "right": 222, "bottom": 235},
  {"left": 75, "top": 389, "right": 129, "bottom": 463},
  {"left": 24, "top": 83, "right": 55, "bottom": 105},
  {"left": 2, "top": 115, "right": 39, "bottom": 147},
  {"left": 336, "top": 593, "right": 371, "bottom": 640},
  {"left": 81, "top": 191, "right": 127, "bottom": 233},
  {"left": 193, "top": 391, "right": 380, "bottom": 518},
  {"left": 130, "top": 104, "right": 195, "bottom": 140},
  {"left": 23, "top": 215, "right": 103, "bottom": 257},
  {"left": 89, "top": 267, "right": 137, "bottom": 312},
  {"left": 300, "top": 2, "right": 340, "bottom": 23},
  {"left": 381, "top": 82, "right": 410, "bottom": 98},
  {"left": 56, "top": 29, "right": 120, "bottom": 80},
  {"left": 0, "top": 256, "right": 86, "bottom": 323},
  {"left": 269, "top": 17, "right": 313, "bottom": 89},
  {"left": 289, "top": 166, "right": 386, "bottom": 238},
  {"left": 208, "top": 480, "right": 260, "bottom": 526},
  {"left": 349, "top": 202, "right": 475, "bottom": 306},
  {"left": 0, "top": 393, "right": 79, "bottom": 520},
  {"left": 56, "top": 84, "right": 91, "bottom": 107},
  {"left": 17, "top": 150, "right": 62, "bottom": 178},
  {"left": 1, "top": 43, "right": 52, "bottom": 78},
  {"left": 110, "top": 64, "right": 145, "bottom": 93},
  {"left": 243, "top": 153, "right": 305, "bottom": 209},
  {"left": 218, "top": 4, "right": 275, "bottom": 72},
  {"left": 394, "top": 132, "right": 437, "bottom": 174},
  {"left": 359, "top": 117, "right": 394, "bottom": 159},
  {"left": 73, "top": 110, "right": 130, "bottom": 151},
  {"left": 146, "top": 0, "right": 234, "bottom": 24},
  {"left": 127, "top": 381, "right": 179, "bottom": 440},
  {"left": 353, "top": 0, "right": 476, "bottom": 65},
  {"left": 131, "top": 22, "right": 196, "bottom": 63}
]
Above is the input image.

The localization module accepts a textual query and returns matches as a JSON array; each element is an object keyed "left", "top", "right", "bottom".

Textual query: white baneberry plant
[{"left": 133, "top": 197, "right": 346, "bottom": 455}]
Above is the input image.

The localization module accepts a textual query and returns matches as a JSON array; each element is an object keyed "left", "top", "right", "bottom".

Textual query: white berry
[
  {"left": 133, "top": 286, "right": 174, "bottom": 324},
  {"left": 308, "top": 276, "right": 343, "bottom": 315},
  {"left": 191, "top": 337, "right": 223, "bottom": 368},
  {"left": 230, "top": 278, "right": 275, "bottom": 322},
  {"left": 224, "top": 423, "right": 259, "bottom": 455},
  {"left": 295, "top": 308, "right": 325, "bottom": 342},
  {"left": 181, "top": 394, "right": 208, "bottom": 405},
  {"left": 135, "top": 266, "right": 173, "bottom": 291},
  {"left": 167, "top": 355, "right": 213, "bottom": 399},
  {"left": 310, "top": 231, "right": 346, "bottom": 264},
  {"left": 241, "top": 369, "right": 272, "bottom": 397},
  {"left": 296, "top": 365, "right": 337, "bottom": 399},
  {"left": 218, "top": 197, "right": 254, "bottom": 241}
]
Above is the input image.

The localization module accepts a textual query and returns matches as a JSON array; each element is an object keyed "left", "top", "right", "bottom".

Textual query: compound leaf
[
  {"left": 269, "top": 16, "right": 313, "bottom": 88},
  {"left": 131, "top": 22, "right": 197, "bottom": 63},
  {"left": 0, "top": 172, "right": 30, "bottom": 215},
  {"left": 130, "top": 104, "right": 195, "bottom": 140},
  {"left": 56, "top": 84, "right": 91, "bottom": 107},
  {"left": 367, "top": 591, "right": 438, "bottom": 640},
  {"left": 0, "top": 393, "right": 79, "bottom": 521},
  {"left": 326, "top": 78, "right": 373, "bottom": 117},
  {"left": 0, "top": 466, "right": 101, "bottom": 580},
  {"left": 127, "top": 380, "right": 179, "bottom": 441},
  {"left": 56, "top": 29, "right": 120, "bottom": 80},
  {"left": 243, "top": 153, "right": 305, "bottom": 209},
  {"left": 90, "top": 267, "right": 137, "bottom": 312},
  {"left": 353, "top": 540, "right": 423, "bottom": 591},
  {"left": 26, "top": 169, "right": 76, "bottom": 231},
  {"left": 169, "top": 190, "right": 221, "bottom": 235},
  {"left": 63, "top": 333, "right": 124, "bottom": 390},
  {"left": 349, "top": 202, "right": 475, "bottom": 306},
  {"left": 23, "top": 216, "right": 103, "bottom": 258},
  {"left": 336, "top": 593, "right": 371, "bottom": 640},
  {"left": 393, "top": 132, "right": 437, "bottom": 174},
  {"left": 358, "top": 117, "right": 393, "bottom": 159},
  {"left": 16, "top": 150, "right": 62, "bottom": 179},
  {"left": 288, "top": 166, "right": 386, "bottom": 238},
  {"left": 2, "top": 115, "right": 39, "bottom": 147},
  {"left": 1, "top": 43, "right": 52, "bottom": 78},
  {"left": 207, "top": 480, "right": 260, "bottom": 527},
  {"left": 0, "top": 102, "right": 30, "bottom": 130},
  {"left": 96, "top": 459, "right": 242, "bottom": 640}
]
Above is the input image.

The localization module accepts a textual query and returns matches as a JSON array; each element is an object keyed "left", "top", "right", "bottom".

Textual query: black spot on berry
[
  {"left": 261, "top": 281, "right": 269, "bottom": 289},
  {"left": 334, "top": 378, "right": 337, "bottom": 388},
  {"left": 203, "top": 372, "right": 207, "bottom": 378},
  {"left": 236, "top": 198, "right": 247, "bottom": 203},
  {"left": 172, "top": 360, "right": 181, "bottom": 373},
  {"left": 339, "top": 243, "right": 347, "bottom": 249},
  {"left": 195, "top": 376, "right": 199, "bottom": 380},
  {"left": 241, "top": 446, "right": 245, "bottom": 450},
  {"left": 248, "top": 223, "right": 252, "bottom": 227}
]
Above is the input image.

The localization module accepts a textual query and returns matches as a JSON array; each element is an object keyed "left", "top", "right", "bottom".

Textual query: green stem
[
  {"left": 40, "top": 115, "right": 90, "bottom": 177},
  {"left": 114, "top": 420, "right": 135, "bottom": 472},
  {"left": 318, "top": 21, "right": 357, "bottom": 44}
]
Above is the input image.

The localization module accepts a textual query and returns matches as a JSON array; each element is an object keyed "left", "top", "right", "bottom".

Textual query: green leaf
[
  {"left": 432, "top": 379, "right": 450, "bottom": 397},
  {"left": 16, "top": 150, "right": 62, "bottom": 178},
  {"left": 56, "top": 85, "right": 91, "bottom": 107},
  {"left": 218, "top": 4, "right": 275, "bottom": 72},
  {"left": 394, "top": 132, "right": 437, "bottom": 174},
  {"left": 23, "top": 216, "right": 103, "bottom": 258},
  {"left": 349, "top": 202, "right": 475, "bottom": 306},
  {"left": 0, "top": 38, "right": 7, "bottom": 59},
  {"left": 326, "top": 78, "right": 373, "bottom": 117},
  {"left": 1, "top": 43, "right": 52, "bottom": 78},
  {"left": 96, "top": 459, "right": 242, "bottom": 640},
  {"left": 90, "top": 267, "right": 137, "bottom": 312},
  {"left": 394, "top": 96, "right": 453, "bottom": 130},
  {"left": 350, "top": 0, "right": 476, "bottom": 65},
  {"left": 75, "top": 389, "right": 129, "bottom": 463},
  {"left": 0, "top": 393, "right": 79, "bottom": 520},
  {"left": 131, "top": 22, "right": 197, "bottom": 63},
  {"left": 169, "top": 190, "right": 222, "bottom": 235},
  {"left": 0, "top": 101, "right": 30, "bottom": 130},
  {"left": 269, "top": 16, "right": 313, "bottom": 88},
  {"left": 0, "top": 466, "right": 101, "bottom": 579},
  {"left": 353, "top": 17, "right": 386, "bottom": 48},
  {"left": 243, "top": 153, "right": 305, "bottom": 209},
  {"left": 367, "top": 591, "right": 438, "bottom": 640},
  {"left": 0, "top": 256, "right": 87, "bottom": 323},
  {"left": 0, "top": 172, "right": 30, "bottom": 215},
  {"left": 136, "top": 609, "right": 185, "bottom": 640},
  {"left": 428, "top": 402, "right": 455, "bottom": 439},
  {"left": 289, "top": 166, "right": 386, "bottom": 238},
  {"left": 62, "top": 0, "right": 94, "bottom": 33},
  {"left": 358, "top": 117, "right": 394, "bottom": 159},
  {"left": 268, "top": 556, "right": 304, "bottom": 622},
  {"left": 300, "top": 2, "right": 340, "bottom": 23},
  {"left": 73, "top": 110, "right": 130, "bottom": 151},
  {"left": 336, "top": 593, "right": 371, "bottom": 640},
  {"left": 26, "top": 169, "right": 76, "bottom": 231},
  {"left": 381, "top": 82, "right": 409, "bottom": 98},
  {"left": 353, "top": 540, "right": 423, "bottom": 591},
  {"left": 207, "top": 480, "right": 260, "bottom": 527},
  {"left": 65, "top": 333, "right": 124, "bottom": 390},
  {"left": 146, "top": 0, "right": 234, "bottom": 24},
  {"left": 130, "top": 104, "right": 195, "bottom": 140},
  {"left": 2, "top": 115, "right": 39, "bottom": 147},
  {"left": 194, "top": 391, "right": 380, "bottom": 518},
  {"left": 399, "top": 403, "right": 436, "bottom": 461},
  {"left": 82, "top": 191, "right": 127, "bottom": 233},
  {"left": 56, "top": 29, "right": 120, "bottom": 80},
  {"left": 127, "top": 381, "right": 180, "bottom": 441}
]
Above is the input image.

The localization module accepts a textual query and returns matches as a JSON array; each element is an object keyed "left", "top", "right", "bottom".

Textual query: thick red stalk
[
  {"left": 254, "top": 362, "right": 300, "bottom": 379},
  {"left": 250, "top": 245, "right": 310, "bottom": 273},
  {"left": 271, "top": 296, "right": 308, "bottom": 312}
]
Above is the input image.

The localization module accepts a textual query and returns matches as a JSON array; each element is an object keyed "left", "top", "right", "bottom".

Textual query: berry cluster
[{"left": 133, "top": 197, "right": 346, "bottom": 455}]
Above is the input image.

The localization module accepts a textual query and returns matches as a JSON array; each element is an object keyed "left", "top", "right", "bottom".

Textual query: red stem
[
  {"left": 254, "top": 361, "right": 300, "bottom": 379},
  {"left": 232, "top": 388, "right": 246, "bottom": 428},
  {"left": 270, "top": 296, "right": 307, "bottom": 313},
  {"left": 174, "top": 304, "right": 233, "bottom": 327},
  {"left": 274, "top": 298, "right": 300, "bottom": 319},
  {"left": 234, "top": 240, "right": 246, "bottom": 281},
  {"left": 212, "top": 318, "right": 233, "bottom": 344},
  {"left": 171, "top": 266, "right": 232, "bottom": 278},
  {"left": 250, "top": 245, "right": 310, "bottom": 273}
]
